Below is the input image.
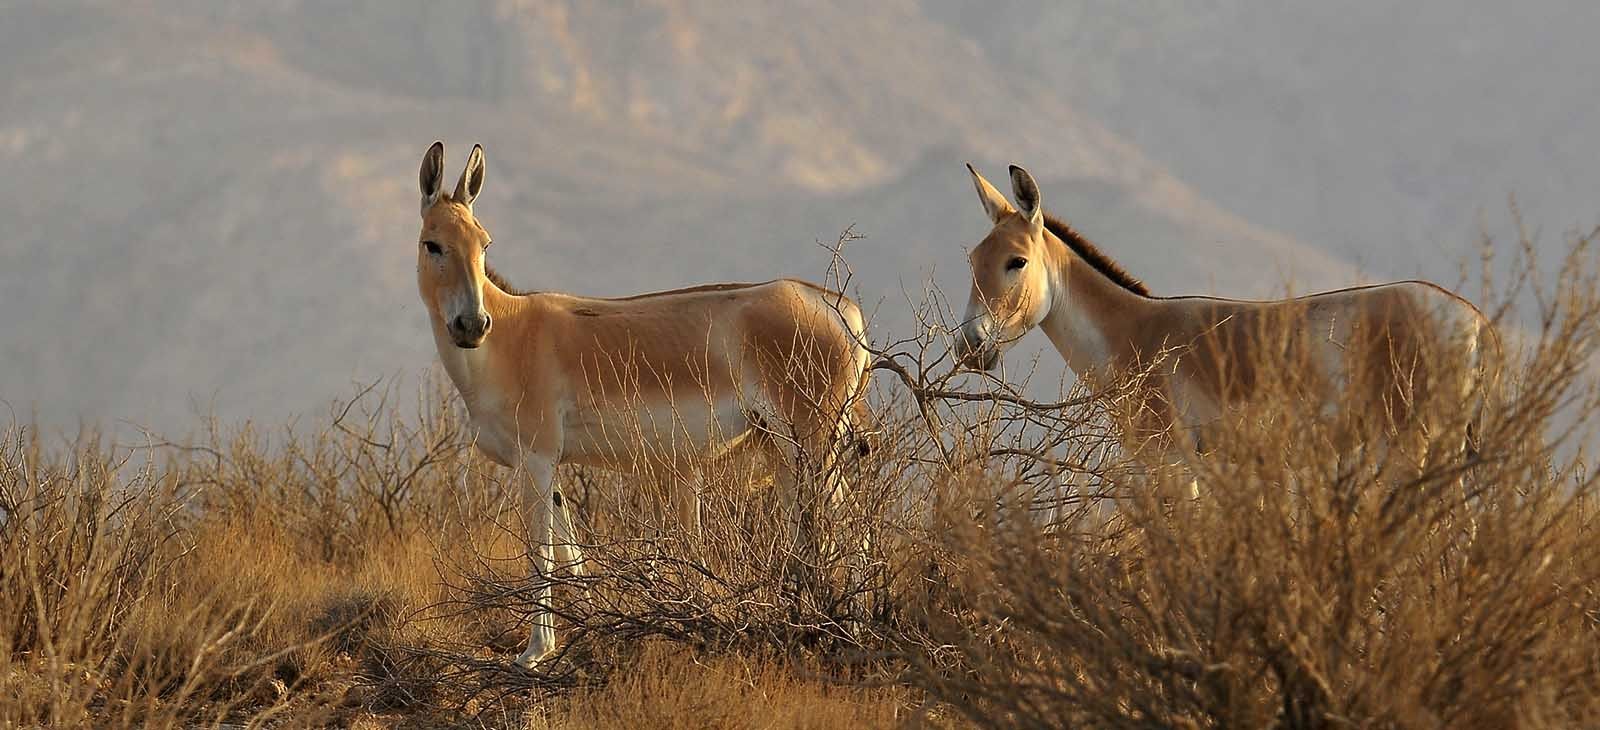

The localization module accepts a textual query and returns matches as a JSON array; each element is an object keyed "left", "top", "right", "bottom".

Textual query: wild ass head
[
  {"left": 417, "top": 141, "right": 493, "bottom": 349},
  {"left": 956, "top": 164, "right": 1056, "bottom": 371}
]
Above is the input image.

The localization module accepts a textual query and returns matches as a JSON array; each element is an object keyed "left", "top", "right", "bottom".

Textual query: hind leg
[
  {"left": 758, "top": 406, "right": 874, "bottom": 613},
  {"left": 668, "top": 468, "right": 705, "bottom": 544},
  {"left": 762, "top": 437, "right": 824, "bottom": 578},
  {"left": 742, "top": 403, "right": 828, "bottom": 585},
  {"left": 551, "top": 488, "right": 586, "bottom": 577}
]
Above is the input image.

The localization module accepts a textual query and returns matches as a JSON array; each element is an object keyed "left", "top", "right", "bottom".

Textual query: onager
[
  {"left": 955, "top": 163, "right": 1496, "bottom": 485},
  {"left": 415, "top": 142, "right": 871, "bottom": 668}
]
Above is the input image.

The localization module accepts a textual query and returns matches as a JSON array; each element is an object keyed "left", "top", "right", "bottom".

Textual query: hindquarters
[
  {"left": 1353, "top": 285, "right": 1494, "bottom": 453},
  {"left": 1297, "top": 284, "right": 1496, "bottom": 481},
  {"left": 738, "top": 280, "right": 872, "bottom": 463},
  {"left": 735, "top": 281, "right": 874, "bottom": 587},
  {"left": 1149, "top": 283, "right": 1495, "bottom": 465}
]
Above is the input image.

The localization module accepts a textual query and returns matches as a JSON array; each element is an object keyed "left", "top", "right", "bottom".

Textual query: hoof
[
  {"left": 513, "top": 629, "right": 556, "bottom": 671},
  {"left": 512, "top": 647, "right": 548, "bottom": 671}
]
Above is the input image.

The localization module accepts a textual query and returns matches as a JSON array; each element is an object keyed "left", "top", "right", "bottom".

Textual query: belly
[{"left": 559, "top": 394, "right": 756, "bottom": 471}]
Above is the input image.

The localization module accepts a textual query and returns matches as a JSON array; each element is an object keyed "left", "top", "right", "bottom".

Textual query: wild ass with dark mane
[{"left": 956, "top": 163, "right": 1496, "bottom": 484}]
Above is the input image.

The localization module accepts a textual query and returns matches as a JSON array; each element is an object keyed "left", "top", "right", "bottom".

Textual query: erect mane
[
  {"left": 1043, "top": 213, "right": 1150, "bottom": 297},
  {"left": 483, "top": 263, "right": 534, "bottom": 296}
]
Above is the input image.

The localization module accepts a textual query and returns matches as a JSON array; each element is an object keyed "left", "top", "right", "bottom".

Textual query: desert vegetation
[{"left": 3, "top": 230, "right": 1598, "bottom": 728}]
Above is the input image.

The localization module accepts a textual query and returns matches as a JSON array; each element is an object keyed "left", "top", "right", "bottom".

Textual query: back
[{"left": 530, "top": 279, "right": 867, "bottom": 417}]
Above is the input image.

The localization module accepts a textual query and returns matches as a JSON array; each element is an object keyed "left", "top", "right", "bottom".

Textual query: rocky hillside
[{"left": 9, "top": 1, "right": 1561, "bottom": 432}]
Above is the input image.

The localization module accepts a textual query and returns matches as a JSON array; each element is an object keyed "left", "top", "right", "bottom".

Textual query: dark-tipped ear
[
  {"left": 420, "top": 141, "right": 445, "bottom": 214},
  {"left": 453, "top": 144, "right": 486, "bottom": 208},
  {"left": 1009, "top": 164, "right": 1043, "bottom": 234},
  {"left": 968, "top": 163, "right": 1016, "bottom": 224}
]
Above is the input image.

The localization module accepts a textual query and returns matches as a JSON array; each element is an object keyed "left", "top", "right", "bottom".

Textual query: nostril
[
  {"left": 450, "top": 314, "right": 489, "bottom": 338},
  {"left": 958, "top": 326, "right": 979, "bottom": 351},
  {"left": 481, "top": 313, "right": 492, "bottom": 331}
]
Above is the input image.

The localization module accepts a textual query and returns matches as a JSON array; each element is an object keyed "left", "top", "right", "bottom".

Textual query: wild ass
[
  {"left": 415, "top": 142, "right": 871, "bottom": 668},
  {"left": 955, "top": 163, "right": 1496, "bottom": 486}
]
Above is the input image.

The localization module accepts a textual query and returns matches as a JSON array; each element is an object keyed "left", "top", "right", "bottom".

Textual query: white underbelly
[{"left": 560, "top": 395, "right": 754, "bottom": 470}]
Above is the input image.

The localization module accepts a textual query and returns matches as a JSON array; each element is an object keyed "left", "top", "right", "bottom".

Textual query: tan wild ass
[
  {"left": 955, "top": 163, "right": 1496, "bottom": 484},
  {"left": 415, "top": 142, "right": 871, "bottom": 668}
]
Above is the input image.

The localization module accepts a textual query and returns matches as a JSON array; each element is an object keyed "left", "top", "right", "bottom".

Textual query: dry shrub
[
  {"left": 902, "top": 230, "right": 1600, "bottom": 729},
  {"left": 0, "top": 430, "right": 305, "bottom": 727},
  {"left": 410, "top": 390, "right": 910, "bottom": 707},
  {"left": 0, "top": 379, "right": 512, "bottom": 727},
  {"left": 4, "top": 229, "right": 1599, "bottom": 728}
]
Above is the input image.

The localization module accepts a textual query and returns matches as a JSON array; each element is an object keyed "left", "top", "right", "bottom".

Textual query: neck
[
  {"left": 1036, "top": 236, "right": 1150, "bottom": 379},
  {"left": 428, "top": 280, "right": 524, "bottom": 401},
  {"left": 480, "top": 277, "right": 521, "bottom": 321}
]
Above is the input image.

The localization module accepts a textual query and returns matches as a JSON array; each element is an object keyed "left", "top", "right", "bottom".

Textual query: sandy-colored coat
[{"left": 416, "top": 143, "right": 870, "bottom": 669}]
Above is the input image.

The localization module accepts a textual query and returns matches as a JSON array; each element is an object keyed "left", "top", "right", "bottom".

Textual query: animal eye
[
  {"left": 1006, "top": 256, "right": 1028, "bottom": 271},
  {"left": 423, "top": 241, "right": 442, "bottom": 256}
]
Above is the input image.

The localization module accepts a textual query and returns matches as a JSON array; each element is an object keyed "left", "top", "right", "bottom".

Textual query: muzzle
[
  {"left": 447, "top": 311, "right": 492, "bottom": 348},
  {"left": 956, "top": 321, "right": 1002, "bottom": 372}
]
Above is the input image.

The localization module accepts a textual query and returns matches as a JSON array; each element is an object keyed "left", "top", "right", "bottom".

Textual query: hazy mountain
[
  {"left": 0, "top": 1, "right": 1585, "bottom": 433},
  {"left": 926, "top": 0, "right": 1600, "bottom": 270}
]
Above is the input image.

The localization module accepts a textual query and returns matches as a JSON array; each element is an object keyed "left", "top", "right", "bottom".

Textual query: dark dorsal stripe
[
  {"left": 483, "top": 269, "right": 758, "bottom": 301},
  {"left": 479, "top": 270, "right": 844, "bottom": 303},
  {"left": 1043, "top": 213, "right": 1151, "bottom": 297},
  {"left": 599, "top": 282, "right": 760, "bottom": 301}
]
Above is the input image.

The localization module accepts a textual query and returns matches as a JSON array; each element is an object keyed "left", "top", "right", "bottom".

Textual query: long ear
[
  {"left": 967, "top": 163, "right": 1016, "bottom": 223},
  {"left": 419, "top": 141, "right": 445, "bottom": 214},
  {"left": 453, "top": 143, "right": 486, "bottom": 208},
  {"left": 1009, "top": 164, "right": 1044, "bottom": 235}
]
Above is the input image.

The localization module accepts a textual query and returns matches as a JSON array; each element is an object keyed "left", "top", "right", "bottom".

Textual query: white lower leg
[
  {"left": 552, "top": 489, "right": 586, "bottom": 576},
  {"left": 514, "top": 543, "right": 557, "bottom": 669},
  {"left": 514, "top": 455, "right": 559, "bottom": 669},
  {"left": 678, "top": 476, "right": 704, "bottom": 541}
]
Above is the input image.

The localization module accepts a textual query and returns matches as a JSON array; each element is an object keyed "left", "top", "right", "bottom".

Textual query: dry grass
[
  {"left": 526, "top": 645, "right": 909, "bottom": 730},
  {"left": 2, "top": 230, "right": 1598, "bottom": 728}
]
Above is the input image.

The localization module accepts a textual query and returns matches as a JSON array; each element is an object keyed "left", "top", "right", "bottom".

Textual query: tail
[
  {"left": 837, "top": 296, "right": 876, "bottom": 460},
  {"left": 848, "top": 375, "right": 877, "bottom": 459},
  {"left": 1465, "top": 317, "right": 1504, "bottom": 461}
]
